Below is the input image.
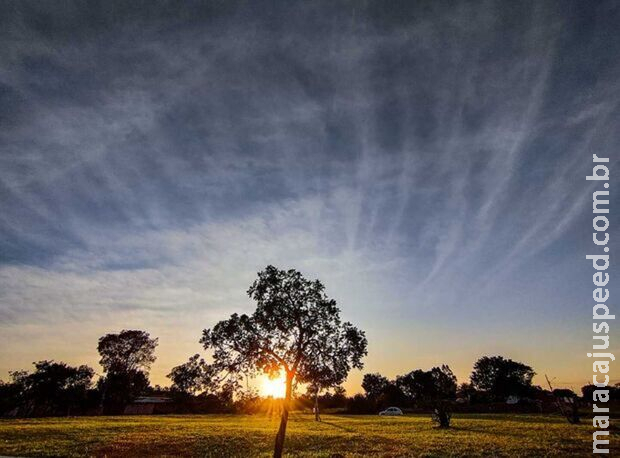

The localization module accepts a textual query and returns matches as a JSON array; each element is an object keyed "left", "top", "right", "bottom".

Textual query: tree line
[
  {"left": 1, "top": 346, "right": 616, "bottom": 416},
  {"left": 1, "top": 266, "right": 617, "bottom": 458}
]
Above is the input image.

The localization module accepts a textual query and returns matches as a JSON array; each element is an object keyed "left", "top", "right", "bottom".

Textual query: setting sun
[{"left": 260, "top": 374, "right": 286, "bottom": 399}]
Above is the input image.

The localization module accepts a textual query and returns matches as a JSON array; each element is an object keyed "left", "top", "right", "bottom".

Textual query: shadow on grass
[
  {"left": 318, "top": 420, "right": 355, "bottom": 432},
  {"left": 289, "top": 413, "right": 356, "bottom": 432},
  {"left": 449, "top": 425, "right": 528, "bottom": 438}
]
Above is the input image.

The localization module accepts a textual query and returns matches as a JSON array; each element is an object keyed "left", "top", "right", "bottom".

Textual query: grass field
[{"left": 0, "top": 413, "right": 606, "bottom": 457}]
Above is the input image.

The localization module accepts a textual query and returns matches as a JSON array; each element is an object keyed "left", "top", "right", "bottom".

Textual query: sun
[{"left": 260, "top": 374, "right": 287, "bottom": 398}]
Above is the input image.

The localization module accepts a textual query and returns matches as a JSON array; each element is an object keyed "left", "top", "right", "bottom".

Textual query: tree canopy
[
  {"left": 470, "top": 356, "right": 535, "bottom": 399},
  {"left": 97, "top": 330, "right": 158, "bottom": 374},
  {"left": 200, "top": 265, "right": 367, "bottom": 458},
  {"left": 7, "top": 360, "right": 94, "bottom": 416},
  {"left": 396, "top": 365, "right": 457, "bottom": 402},
  {"left": 97, "top": 330, "right": 158, "bottom": 413},
  {"left": 167, "top": 354, "right": 217, "bottom": 395},
  {"left": 362, "top": 373, "right": 390, "bottom": 399}
]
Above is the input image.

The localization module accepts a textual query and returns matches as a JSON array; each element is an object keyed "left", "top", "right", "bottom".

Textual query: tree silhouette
[
  {"left": 305, "top": 361, "right": 345, "bottom": 421},
  {"left": 167, "top": 354, "right": 217, "bottom": 395},
  {"left": 200, "top": 265, "right": 367, "bottom": 458},
  {"left": 470, "top": 356, "right": 534, "bottom": 400},
  {"left": 8, "top": 361, "right": 94, "bottom": 416},
  {"left": 582, "top": 383, "right": 620, "bottom": 401},
  {"left": 362, "top": 373, "right": 406, "bottom": 410},
  {"left": 97, "top": 330, "right": 158, "bottom": 413},
  {"left": 362, "top": 373, "right": 390, "bottom": 400},
  {"left": 303, "top": 321, "right": 366, "bottom": 421},
  {"left": 397, "top": 365, "right": 457, "bottom": 427},
  {"left": 98, "top": 330, "right": 158, "bottom": 374}
]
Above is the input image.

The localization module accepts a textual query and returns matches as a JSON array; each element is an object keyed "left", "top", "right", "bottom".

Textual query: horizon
[{"left": 1, "top": 1, "right": 619, "bottom": 395}]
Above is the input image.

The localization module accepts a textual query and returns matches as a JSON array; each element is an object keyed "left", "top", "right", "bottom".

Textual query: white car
[{"left": 379, "top": 407, "right": 403, "bottom": 416}]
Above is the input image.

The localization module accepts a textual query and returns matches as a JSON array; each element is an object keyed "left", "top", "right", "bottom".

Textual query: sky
[{"left": 0, "top": 1, "right": 619, "bottom": 393}]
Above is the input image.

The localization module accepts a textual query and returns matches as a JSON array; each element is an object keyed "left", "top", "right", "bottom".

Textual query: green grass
[{"left": 0, "top": 413, "right": 608, "bottom": 457}]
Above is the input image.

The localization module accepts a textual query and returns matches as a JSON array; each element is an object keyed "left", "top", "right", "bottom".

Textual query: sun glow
[{"left": 260, "top": 374, "right": 287, "bottom": 399}]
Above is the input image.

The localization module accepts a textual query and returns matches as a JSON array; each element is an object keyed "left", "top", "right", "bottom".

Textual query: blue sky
[{"left": 0, "top": 1, "right": 618, "bottom": 391}]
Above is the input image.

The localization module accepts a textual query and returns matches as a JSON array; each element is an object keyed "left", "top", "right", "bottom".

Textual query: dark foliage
[
  {"left": 97, "top": 369, "right": 150, "bottom": 414},
  {"left": 397, "top": 365, "right": 457, "bottom": 405},
  {"left": 552, "top": 388, "right": 576, "bottom": 399},
  {"left": 581, "top": 383, "right": 620, "bottom": 401},
  {"left": 97, "top": 330, "right": 158, "bottom": 414},
  {"left": 0, "top": 379, "right": 22, "bottom": 415},
  {"left": 360, "top": 373, "right": 405, "bottom": 412},
  {"left": 346, "top": 393, "right": 375, "bottom": 414},
  {"left": 97, "top": 330, "right": 158, "bottom": 374},
  {"left": 470, "top": 356, "right": 535, "bottom": 400},
  {"left": 1, "top": 361, "right": 94, "bottom": 417},
  {"left": 397, "top": 365, "right": 457, "bottom": 427},
  {"left": 299, "top": 385, "right": 348, "bottom": 416},
  {"left": 362, "top": 373, "right": 390, "bottom": 400},
  {"left": 167, "top": 354, "right": 217, "bottom": 396}
]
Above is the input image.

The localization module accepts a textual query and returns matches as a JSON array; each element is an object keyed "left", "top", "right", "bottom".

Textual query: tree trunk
[
  {"left": 273, "top": 372, "right": 294, "bottom": 458},
  {"left": 314, "top": 387, "right": 321, "bottom": 421},
  {"left": 99, "top": 376, "right": 108, "bottom": 415},
  {"left": 432, "top": 402, "right": 452, "bottom": 428}
]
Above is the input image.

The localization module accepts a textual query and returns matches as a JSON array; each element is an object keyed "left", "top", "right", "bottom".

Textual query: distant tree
[
  {"left": 97, "top": 330, "right": 158, "bottom": 413},
  {"left": 544, "top": 376, "right": 579, "bottom": 424},
  {"left": 200, "top": 266, "right": 367, "bottom": 458},
  {"left": 550, "top": 388, "right": 579, "bottom": 423},
  {"left": 328, "top": 385, "right": 348, "bottom": 408},
  {"left": 234, "top": 386, "right": 263, "bottom": 414},
  {"left": 333, "top": 385, "right": 346, "bottom": 397},
  {"left": 305, "top": 348, "right": 356, "bottom": 421},
  {"left": 398, "top": 366, "right": 456, "bottom": 402},
  {"left": 7, "top": 370, "right": 28, "bottom": 389},
  {"left": 347, "top": 393, "right": 374, "bottom": 414},
  {"left": 582, "top": 383, "right": 620, "bottom": 401},
  {"left": 362, "top": 373, "right": 407, "bottom": 410},
  {"left": 380, "top": 381, "right": 407, "bottom": 409},
  {"left": 397, "top": 365, "right": 457, "bottom": 427},
  {"left": 581, "top": 384, "right": 595, "bottom": 400},
  {"left": 307, "top": 380, "right": 326, "bottom": 421},
  {"left": 456, "top": 382, "right": 476, "bottom": 401},
  {"left": 552, "top": 388, "right": 576, "bottom": 399},
  {"left": 96, "top": 369, "right": 150, "bottom": 414},
  {"left": 305, "top": 381, "right": 347, "bottom": 420},
  {"left": 431, "top": 366, "right": 458, "bottom": 397},
  {"left": 7, "top": 361, "right": 94, "bottom": 416},
  {"left": 470, "top": 356, "right": 535, "bottom": 400},
  {"left": 167, "top": 354, "right": 215, "bottom": 395},
  {"left": 362, "top": 373, "right": 390, "bottom": 400},
  {"left": 397, "top": 369, "right": 430, "bottom": 403},
  {"left": 98, "top": 330, "right": 158, "bottom": 374},
  {"left": 0, "top": 378, "right": 22, "bottom": 415},
  {"left": 217, "top": 380, "right": 237, "bottom": 411},
  {"left": 311, "top": 385, "right": 348, "bottom": 410}
]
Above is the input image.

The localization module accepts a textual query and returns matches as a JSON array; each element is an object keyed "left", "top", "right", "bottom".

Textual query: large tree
[
  {"left": 97, "top": 330, "right": 158, "bottom": 413},
  {"left": 470, "top": 356, "right": 535, "bottom": 400},
  {"left": 200, "top": 265, "right": 367, "bottom": 458}
]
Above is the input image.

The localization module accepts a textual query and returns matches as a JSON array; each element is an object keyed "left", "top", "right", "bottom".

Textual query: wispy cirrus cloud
[{"left": 0, "top": 1, "right": 618, "bottom": 387}]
